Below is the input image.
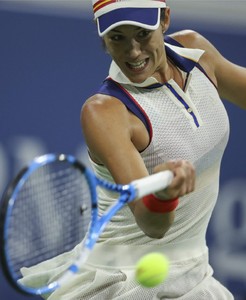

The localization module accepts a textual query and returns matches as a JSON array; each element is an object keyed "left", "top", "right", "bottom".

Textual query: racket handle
[{"left": 132, "top": 171, "right": 174, "bottom": 199}]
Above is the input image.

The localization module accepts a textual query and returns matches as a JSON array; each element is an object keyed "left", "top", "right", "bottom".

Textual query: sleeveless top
[
  {"left": 19, "top": 37, "right": 232, "bottom": 299},
  {"left": 89, "top": 36, "right": 229, "bottom": 259}
]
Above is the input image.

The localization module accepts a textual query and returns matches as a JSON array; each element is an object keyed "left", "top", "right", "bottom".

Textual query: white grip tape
[{"left": 132, "top": 171, "right": 174, "bottom": 199}]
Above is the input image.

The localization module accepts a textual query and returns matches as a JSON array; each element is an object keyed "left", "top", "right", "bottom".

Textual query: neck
[
  {"left": 151, "top": 57, "right": 181, "bottom": 86},
  {"left": 164, "top": 58, "right": 184, "bottom": 89}
]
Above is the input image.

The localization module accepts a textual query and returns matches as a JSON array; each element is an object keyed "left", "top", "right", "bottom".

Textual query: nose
[{"left": 125, "top": 38, "right": 141, "bottom": 59}]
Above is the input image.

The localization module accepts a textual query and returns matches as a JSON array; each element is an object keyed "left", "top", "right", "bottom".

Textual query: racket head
[{"left": 0, "top": 153, "right": 97, "bottom": 295}]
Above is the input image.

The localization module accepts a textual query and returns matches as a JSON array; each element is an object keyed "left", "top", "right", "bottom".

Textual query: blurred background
[{"left": 0, "top": 0, "right": 246, "bottom": 299}]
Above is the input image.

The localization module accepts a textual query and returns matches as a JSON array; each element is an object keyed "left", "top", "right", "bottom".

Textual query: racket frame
[
  {"left": 0, "top": 154, "right": 87, "bottom": 295},
  {"left": 0, "top": 153, "right": 173, "bottom": 295}
]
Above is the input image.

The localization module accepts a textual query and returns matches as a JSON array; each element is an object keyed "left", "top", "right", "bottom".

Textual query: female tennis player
[{"left": 22, "top": 0, "right": 246, "bottom": 299}]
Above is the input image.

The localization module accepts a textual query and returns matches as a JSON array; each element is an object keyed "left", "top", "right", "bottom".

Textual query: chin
[
  {"left": 123, "top": 67, "right": 151, "bottom": 84},
  {"left": 127, "top": 74, "right": 149, "bottom": 84}
]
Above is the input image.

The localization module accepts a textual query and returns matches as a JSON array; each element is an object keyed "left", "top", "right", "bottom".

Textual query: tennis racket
[{"left": 0, "top": 153, "right": 173, "bottom": 295}]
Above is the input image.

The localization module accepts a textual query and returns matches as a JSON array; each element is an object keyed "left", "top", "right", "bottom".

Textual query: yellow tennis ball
[{"left": 135, "top": 252, "right": 169, "bottom": 288}]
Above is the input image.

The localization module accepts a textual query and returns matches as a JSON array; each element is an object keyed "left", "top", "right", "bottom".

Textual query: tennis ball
[{"left": 135, "top": 252, "right": 169, "bottom": 288}]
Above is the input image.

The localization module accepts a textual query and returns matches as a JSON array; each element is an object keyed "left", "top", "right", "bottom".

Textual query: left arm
[
  {"left": 169, "top": 30, "right": 246, "bottom": 109},
  {"left": 215, "top": 56, "right": 246, "bottom": 109}
]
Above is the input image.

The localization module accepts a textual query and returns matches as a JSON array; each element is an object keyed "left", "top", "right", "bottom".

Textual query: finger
[{"left": 169, "top": 162, "right": 195, "bottom": 196}]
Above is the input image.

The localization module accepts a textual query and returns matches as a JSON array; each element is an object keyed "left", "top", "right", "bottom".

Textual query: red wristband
[{"left": 142, "top": 194, "right": 179, "bottom": 213}]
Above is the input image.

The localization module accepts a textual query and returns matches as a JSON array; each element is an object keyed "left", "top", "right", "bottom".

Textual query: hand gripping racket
[{"left": 0, "top": 153, "right": 173, "bottom": 295}]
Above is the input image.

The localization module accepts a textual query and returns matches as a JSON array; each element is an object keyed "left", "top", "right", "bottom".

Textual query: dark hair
[{"left": 160, "top": 8, "right": 166, "bottom": 22}]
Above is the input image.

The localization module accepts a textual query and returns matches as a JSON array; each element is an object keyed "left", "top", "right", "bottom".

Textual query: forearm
[
  {"left": 133, "top": 198, "right": 176, "bottom": 239},
  {"left": 129, "top": 160, "right": 194, "bottom": 239}
]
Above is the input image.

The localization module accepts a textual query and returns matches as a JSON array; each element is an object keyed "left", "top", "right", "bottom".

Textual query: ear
[{"left": 161, "top": 7, "right": 171, "bottom": 34}]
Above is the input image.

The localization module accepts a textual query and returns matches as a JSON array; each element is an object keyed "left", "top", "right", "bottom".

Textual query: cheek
[
  {"left": 148, "top": 42, "right": 164, "bottom": 61},
  {"left": 103, "top": 38, "right": 114, "bottom": 55},
  {"left": 148, "top": 33, "right": 164, "bottom": 56},
  {"left": 106, "top": 46, "right": 125, "bottom": 64},
  {"left": 104, "top": 43, "right": 119, "bottom": 58},
  {"left": 155, "top": 38, "right": 165, "bottom": 57},
  {"left": 102, "top": 38, "right": 110, "bottom": 53}
]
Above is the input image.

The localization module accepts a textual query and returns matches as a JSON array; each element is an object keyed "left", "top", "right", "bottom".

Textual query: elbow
[
  {"left": 143, "top": 229, "right": 167, "bottom": 239},
  {"left": 136, "top": 217, "right": 174, "bottom": 239},
  {"left": 132, "top": 203, "right": 175, "bottom": 239}
]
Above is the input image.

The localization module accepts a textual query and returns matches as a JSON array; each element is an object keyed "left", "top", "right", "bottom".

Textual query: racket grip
[{"left": 132, "top": 171, "right": 174, "bottom": 199}]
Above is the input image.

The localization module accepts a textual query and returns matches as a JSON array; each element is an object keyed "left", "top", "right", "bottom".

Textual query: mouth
[{"left": 125, "top": 58, "right": 149, "bottom": 72}]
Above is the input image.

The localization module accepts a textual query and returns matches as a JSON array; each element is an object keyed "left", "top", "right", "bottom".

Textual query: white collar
[{"left": 108, "top": 42, "right": 205, "bottom": 88}]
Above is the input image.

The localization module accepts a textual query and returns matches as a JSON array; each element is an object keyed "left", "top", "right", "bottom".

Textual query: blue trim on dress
[
  {"left": 165, "top": 82, "right": 200, "bottom": 128},
  {"left": 96, "top": 35, "right": 204, "bottom": 134},
  {"left": 97, "top": 79, "right": 152, "bottom": 136},
  {"left": 164, "top": 36, "right": 198, "bottom": 73},
  {"left": 165, "top": 36, "right": 217, "bottom": 89}
]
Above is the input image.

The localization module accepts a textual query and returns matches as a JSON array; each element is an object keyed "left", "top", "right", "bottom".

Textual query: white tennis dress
[{"left": 21, "top": 41, "right": 234, "bottom": 299}]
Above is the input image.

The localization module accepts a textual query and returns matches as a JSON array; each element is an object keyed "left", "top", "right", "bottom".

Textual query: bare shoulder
[
  {"left": 81, "top": 93, "right": 128, "bottom": 122},
  {"left": 81, "top": 93, "right": 133, "bottom": 164},
  {"left": 168, "top": 30, "right": 201, "bottom": 46},
  {"left": 81, "top": 93, "right": 133, "bottom": 144},
  {"left": 168, "top": 30, "right": 221, "bottom": 85},
  {"left": 169, "top": 30, "right": 246, "bottom": 107},
  {"left": 168, "top": 30, "right": 215, "bottom": 52}
]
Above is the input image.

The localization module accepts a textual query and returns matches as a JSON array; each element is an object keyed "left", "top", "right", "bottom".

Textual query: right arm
[{"left": 81, "top": 94, "right": 195, "bottom": 238}]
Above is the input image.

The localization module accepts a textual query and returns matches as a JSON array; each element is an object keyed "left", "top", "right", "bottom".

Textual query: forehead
[{"left": 106, "top": 24, "right": 151, "bottom": 35}]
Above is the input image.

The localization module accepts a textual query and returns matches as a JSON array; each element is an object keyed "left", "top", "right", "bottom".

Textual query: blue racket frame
[
  {"left": 0, "top": 153, "right": 137, "bottom": 295},
  {"left": 0, "top": 154, "right": 87, "bottom": 295},
  {"left": 1, "top": 153, "right": 172, "bottom": 295}
]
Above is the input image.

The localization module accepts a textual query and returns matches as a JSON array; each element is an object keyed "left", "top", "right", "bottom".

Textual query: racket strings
[{"left": 6, "top": 162, "right": 91, "bottom": 279}]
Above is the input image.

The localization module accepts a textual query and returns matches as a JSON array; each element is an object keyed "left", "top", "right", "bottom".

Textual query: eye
[
  {"left": 109, "top": 34, "right": 124, "bottom": 42},
  {"left": 137, "top": 29, "right": 152, "bottom": 39}
]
